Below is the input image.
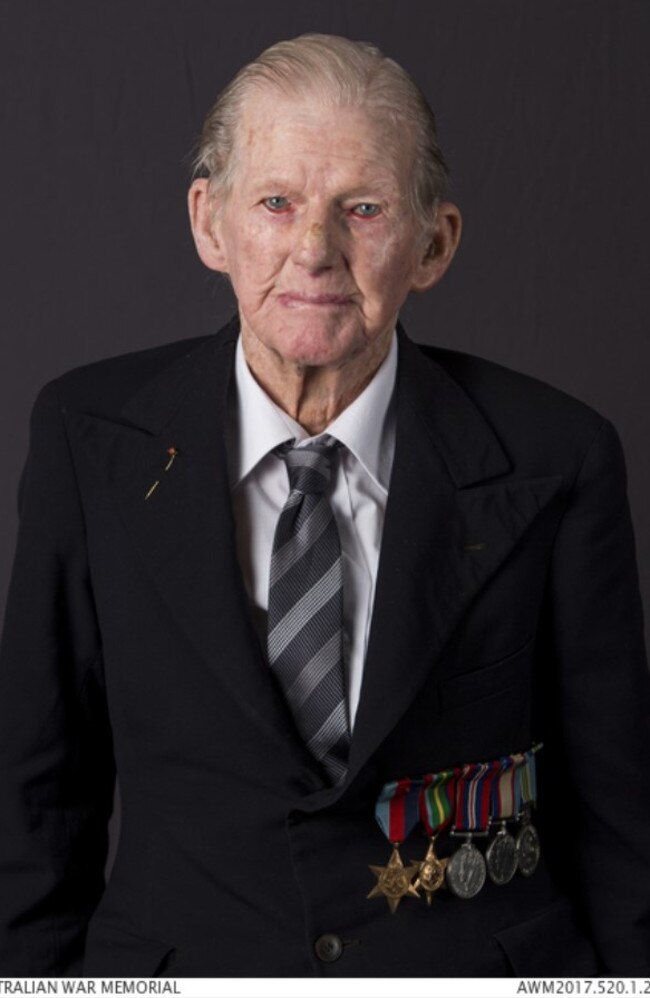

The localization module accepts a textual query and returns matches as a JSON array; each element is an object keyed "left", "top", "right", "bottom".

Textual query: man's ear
[
  {"left": 410, "top": 201, "right": 462, "bottom": 293},
  {"left": 187, "top": 178, "right": 229, "bottom": 273}
]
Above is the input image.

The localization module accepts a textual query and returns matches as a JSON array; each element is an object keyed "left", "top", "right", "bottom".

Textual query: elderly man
[{"left": 0, "top": 34, "right": 649, "bottom": 978}]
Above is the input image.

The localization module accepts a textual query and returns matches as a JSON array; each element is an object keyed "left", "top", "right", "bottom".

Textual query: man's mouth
[{"left": 278, "top": 292, "right": 353, "bottom": 308}]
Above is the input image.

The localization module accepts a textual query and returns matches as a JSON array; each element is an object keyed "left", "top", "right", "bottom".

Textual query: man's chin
[
  {"left": 280, "top": 346, "right": 358, "bottom": 371},
  {"left": 271, "top": 326, "right": 360, "bottom": 370},
  {"left": 241, "top": 313, "right": 376, "bottom": 371}
]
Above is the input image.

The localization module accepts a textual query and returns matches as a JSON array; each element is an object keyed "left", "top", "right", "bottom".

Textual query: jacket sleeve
[
  {"left": 0, "top": 382, "right": 115, "bottom": 975},
  {"left": 543, "top": 417, "right": 650, "bottom": 974}
]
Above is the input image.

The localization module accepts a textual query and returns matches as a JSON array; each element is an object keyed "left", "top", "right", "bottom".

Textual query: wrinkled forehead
[{"left": 231, "top": 82, "right": 415, "bottom": 182}]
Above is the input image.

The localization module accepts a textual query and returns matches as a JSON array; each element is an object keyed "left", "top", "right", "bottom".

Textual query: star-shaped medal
[
  {"left": 412, "top": 839, "right": 447, "bottom": 905},
  {"left": 367, "top": 845, "right": 420, "bottom": 913}
]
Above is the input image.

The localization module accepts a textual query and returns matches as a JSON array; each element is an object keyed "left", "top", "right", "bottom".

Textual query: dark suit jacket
[{"left": 1, "top": 319, "right": 649, "bottom": 977}]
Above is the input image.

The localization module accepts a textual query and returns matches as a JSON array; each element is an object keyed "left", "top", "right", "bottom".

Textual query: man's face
[{"left": 192, "top": 89, "right": 452, "bottom": 370}]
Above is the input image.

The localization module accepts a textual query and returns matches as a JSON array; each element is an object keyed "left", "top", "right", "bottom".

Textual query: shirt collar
[{"left": 231, "top": 331, "right": 398, "bottom": 493}]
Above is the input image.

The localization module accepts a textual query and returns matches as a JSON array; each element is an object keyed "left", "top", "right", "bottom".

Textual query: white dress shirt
[{"left": 227, "top": 332, "right": 398, "bottom": 729}]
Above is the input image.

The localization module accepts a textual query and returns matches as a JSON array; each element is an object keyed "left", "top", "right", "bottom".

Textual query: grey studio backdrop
[{"left": 1, "top": 0, "right": 649, "bottom": 863}]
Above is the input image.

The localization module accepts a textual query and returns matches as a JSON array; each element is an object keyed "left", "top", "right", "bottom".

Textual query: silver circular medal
[
  {"left": 516, "top": 822, "right": 541, "bottom": 877},
  {"left": 486, "top": 828, "right": 518, "bottom": 885},
  {"left": 445, "top": 841, "right": 487, "bottom": 899}
]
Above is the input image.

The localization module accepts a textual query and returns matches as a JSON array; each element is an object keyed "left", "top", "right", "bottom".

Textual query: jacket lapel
[
  {"left": 69, "top": 321, "right": 315, "bottom": 767},
  {"left": 347, "top": 331, "right": 561, "bottom": 784}
]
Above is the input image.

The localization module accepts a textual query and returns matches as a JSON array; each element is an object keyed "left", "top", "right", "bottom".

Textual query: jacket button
[{"left": 314, "top": 933, "right": 343, "bottom": 963}]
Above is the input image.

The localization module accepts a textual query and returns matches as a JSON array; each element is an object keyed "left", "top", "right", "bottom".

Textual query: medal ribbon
[
  {"left": 375, "top": 745, "right": 542, "bottom": 839},
  {"left": 454, "top": 760, "right": 501, "bottom": 832},
  {"left": 419, "top": 768, "right": 457, "bottom": 837},
  {"left": 520, "top": 749, "right": 538, "bottom": 807},
  {"left": 492, "top": 754, "right": 517, "bottom": 821},
  {"left": 375, "top": 777, "right": 422, "bottom": 845},
  {"left": 512, "top": 752, "right": 526, "bottom": 815}
]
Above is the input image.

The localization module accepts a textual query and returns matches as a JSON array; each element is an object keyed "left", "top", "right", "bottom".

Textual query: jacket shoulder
[
  {"left": 416, "top": 342, "right": 608, "bottom": 445},
  {"left": 38, "top": 334, "right": 219, "bottom": 420}
]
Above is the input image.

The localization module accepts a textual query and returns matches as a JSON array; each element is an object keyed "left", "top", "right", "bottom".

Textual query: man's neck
[{"left": 240, "top": 327, "right": 393, "bottom": 436}]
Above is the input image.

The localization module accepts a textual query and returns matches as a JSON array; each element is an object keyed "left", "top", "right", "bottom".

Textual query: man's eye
[
  {"left": 351, "top": 203, "right": 381, "bottom": 217},
  {"left": 263, "top": 196, "right": 290, "bottom": 212}
]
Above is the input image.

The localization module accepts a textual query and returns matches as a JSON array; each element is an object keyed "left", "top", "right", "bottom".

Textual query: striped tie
[{"left": 267, "top": 435, "right": 350, "bottom": 785}]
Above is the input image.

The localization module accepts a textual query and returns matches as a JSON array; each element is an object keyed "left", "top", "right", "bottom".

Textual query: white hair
[{"left": 193, "top": 33, "right": 450, "bottom": 233}]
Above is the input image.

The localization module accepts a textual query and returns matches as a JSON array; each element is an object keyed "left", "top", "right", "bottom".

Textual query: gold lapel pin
[
  {"left": 144, "top": 480, "right": 160, "bottom": 501},
  {"left": 164, "top": 446, "right": 179, "bottom": 471},
  {"left": 145, "top": 446, "right": 180, "bottom": 500}
]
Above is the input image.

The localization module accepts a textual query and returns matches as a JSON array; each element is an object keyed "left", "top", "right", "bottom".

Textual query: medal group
[{"left": 368, "top": 746, "right": 542, "bottom": 912}]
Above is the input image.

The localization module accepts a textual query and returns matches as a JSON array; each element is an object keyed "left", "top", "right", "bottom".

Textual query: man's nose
[{"left": 291, "top": 210, "right": 342, "bottom": 272}]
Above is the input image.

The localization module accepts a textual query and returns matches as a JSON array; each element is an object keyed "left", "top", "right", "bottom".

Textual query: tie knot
[{"left": 280, "top": 435, "right": 339, "bottom": 495}]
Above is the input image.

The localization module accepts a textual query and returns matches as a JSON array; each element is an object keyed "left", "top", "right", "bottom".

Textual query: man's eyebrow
[
  {"left": 248, "top": 178, "right": 295, "bottom": 194},
  {"left": 339, "top": 183, "right": 396, "bottom": 200}
]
